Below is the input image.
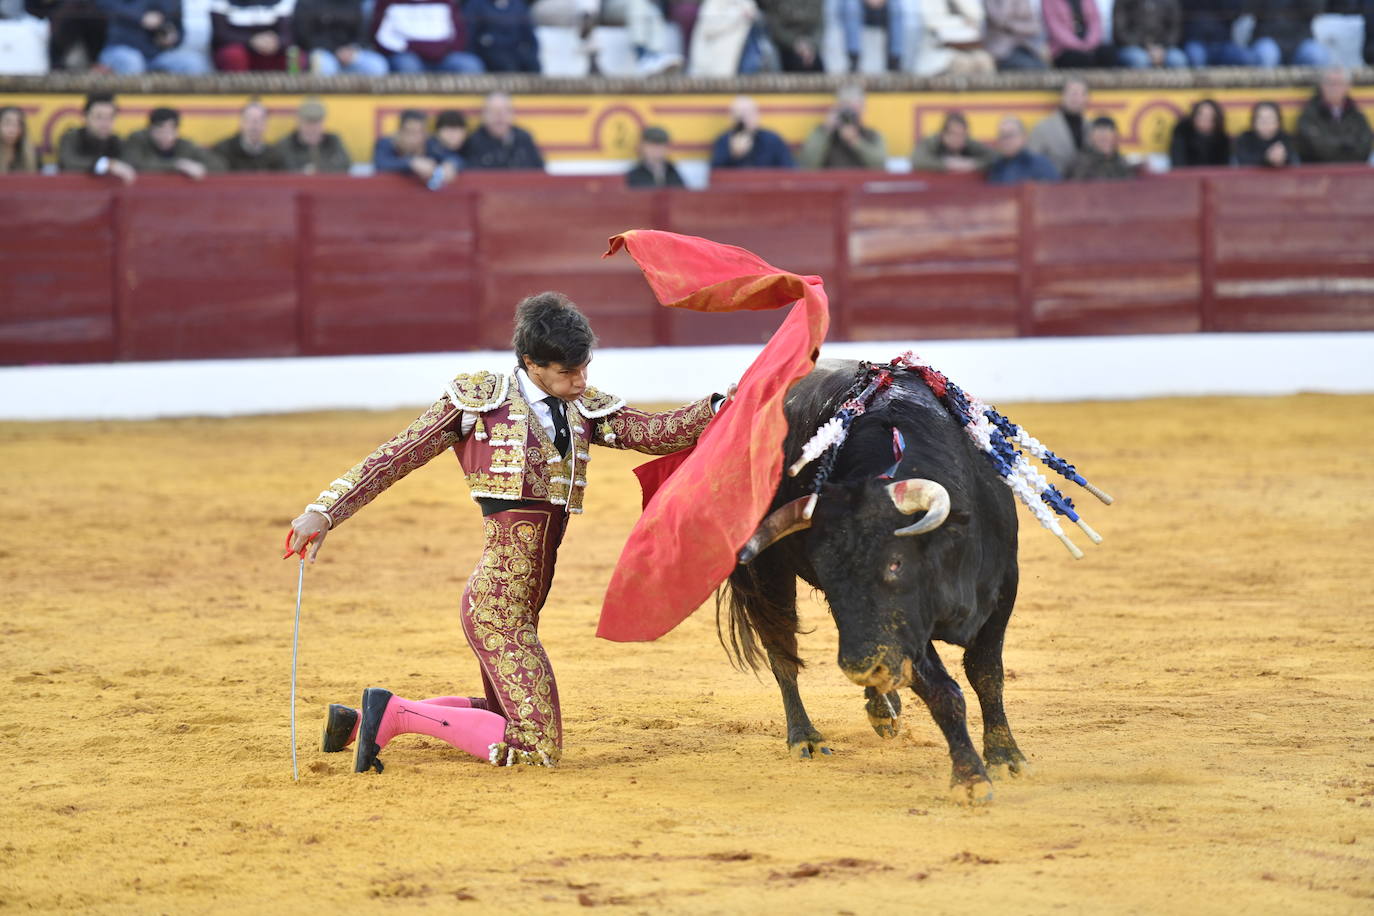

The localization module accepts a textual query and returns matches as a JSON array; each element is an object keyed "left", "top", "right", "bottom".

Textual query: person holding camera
[
  {"left": 798, "top": 84, "right": 888, "bottom": 170},
  {"left": 709, "top": 95, "right": 794, "bottom": 170},
  {"left": 95, "top": 0, "right": 208, "bottom": 73}
]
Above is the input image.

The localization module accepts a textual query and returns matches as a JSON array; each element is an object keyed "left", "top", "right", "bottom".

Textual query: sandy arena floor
[{"left": 2, "top": 393, "right": 1372, "bottom": 914}]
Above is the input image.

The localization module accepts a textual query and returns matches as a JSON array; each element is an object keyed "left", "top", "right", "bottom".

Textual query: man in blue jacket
[
  {"left": 987, "top": 116, "right": 1061, "bottom": 185},
  {"left": 96, "top": 0, "right": 208, "bottom": 73},
  {"left": 709, "top": 96, "right": 796, "bottom": 170}
]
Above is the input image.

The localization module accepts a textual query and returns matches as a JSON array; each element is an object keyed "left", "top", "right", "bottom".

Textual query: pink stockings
[
  {"left": 371, "top": 695, "right": 507, "bottom": 762},
  {"left": 336, "top": 695, "right": 486, "bottom": 747}
]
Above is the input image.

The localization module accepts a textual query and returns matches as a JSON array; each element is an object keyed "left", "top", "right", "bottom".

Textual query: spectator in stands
[
  {"left": 1067, "top": 116, "right": 1133, "bottom": 180},
  {"left": 371, "top": 0, "right": 484, "bottom": 72},
  {"left": 984, "top": 0, "right": 1049, "bottom": 71},
  {"left": 465, "top": 0, "right": 540, "bottom": 72},
  {"left": 212, "top": 100, "right": 286, "bottom": 171},
  {"left": 25, "top": 0, "right": 107, "bottom": 70},
  {"left": 460, "top": 91, "right": 546, "bottom": 169},
  {"left": 275, "top": 98, "right": 353, "bottom": 173},
  {"left": 1234, "top": 101, "right": 1297, "bottom": 168},
  {"left": 1181, "top": 0, "right": 1248, "bottom": 66},
  {"left": 122, "top": 106, "right": 217, "bottom": 179},
  {"left": 911, "top": 111, "right": 996, "bottom": 173},
  {"left": 1297, "top": 67, "right": 1374, "bottom": 163},
  {"left": 757, "top": 0, "right": 824, "bottom": 71},
  {"left": 1249, "top": 0, "right": 1330, "bottom": 68},
  {"left": 1028, "top": 76, "right": 1089, "bottom": 177},
  {"left": 211, "top": 0, "right": 293, "bottom": 70},
  {"left": 294, "top": 0, "right": 389, "bottom": 75},
  {"left": 987, "top": 116, "right": 1060, "bottom": 184},
  {"left": 374, "top": 109, "right": 448, "bottom": 187},
  {"left": 1113, "top": 0, "right": 1186, "bottom": 68},
  {"left": 626, "top": 125, "right": 685, "bottom": 188},
  {"left": 1041, "top": 0, "right": 1115, "bottom": 67},
  {"left": 57, "top": 93, "right": 136, "bottom": 183},
  {"left": 0, "top": 106, "right": 41, "bottom": 174},
  {"left": 915, "top": 0, "right": 994, "bottom": 75},
  {"left": 95, "top": 0, "right": 208, "bottom": 72},
  {"left": 841, "top": 0, "right": 904, "bottom": 72},
  {"left": 1169, "top": 99, "right": 1231, "bottom": 168},
  {"left": 425, "top": 108, "right": 467, "bottom": 180},
  {"left": 688, "top": 0, "right": 763, "bottom": 76},
  {"left": 798, "top": 84, "right": 887, "bottom": 170},
  {"left": 709, "top": 95, "right": 795, "bottom": 169}
]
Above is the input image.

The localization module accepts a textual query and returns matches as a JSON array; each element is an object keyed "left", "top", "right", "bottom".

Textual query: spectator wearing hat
[
  {"left": 57, "top": 93, "right": 137, "bottom": 184},
  {"left": 294, "top": 0, "right": 389, "bottom": 74},
  {"left": 425, "top": 109, "right": 468, "bottom": 180},
  {"left": 95, "top": 0, "right": 210, "bottom": 73},
  {"left": 460, "top": 92, "right": 545, "bottom": 170},
  {"left": 211, "top": 99, "right": 286, "bottom": 171},
  {"left": 275, "top": 99, "right": 353, "bottom": 174},
  {"left": 1066, "top": 116, "right": 1133, "bottom": 180},
  {"left": 709, "top": 95, "right": 795, "bottom": 169},
  {"left": 1297, "top": 67, "right": 1373, "bottom": 164},
  {"left": 122, "top": 107, "right": 218, "bottom": 178},
  {"left": 626, "top": 125, "right": 685, "bottom": 188}
]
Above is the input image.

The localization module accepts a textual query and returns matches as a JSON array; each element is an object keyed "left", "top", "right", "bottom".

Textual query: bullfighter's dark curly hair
[{"left": 511, "top": 291, "right": 597, "bottom": 368}]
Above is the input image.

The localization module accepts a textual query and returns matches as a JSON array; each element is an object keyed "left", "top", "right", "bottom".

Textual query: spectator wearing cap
[
  {"left": 1297, "top": 68, "right": 1373, "bottom": 164},
  {"left": 1066, "top": 116, "right": 1133, "bottom": 180},
  {"left": 1114, "top": 0, "right": 1187, "bottom": 68},
  {"left": 460, "top": 92, "right": 545, "bottom": 170},
  {"left": 370, "top": 0, "right": 484, "bottom": 72},
  {"left": 122, "top": 107, "right": 218, "bottom": 179},
  {"left": 987, "top": 116, "right": 1060, "bottom": 185},
  {"left": 911, "top": 112, "right": 996, "bottom": 174},
  {"left": 294, "top": 0, "right": 389, "bottom": 74},
  {"left": 57, "top": 93, "right": 137, "bottom": 184},
  {"left": 275, "top": 99, "right": 352, "bottom": 174},
  {"left": 798, "top": 84, "right": 887, "bottom": 170},
  {"left": 211, "top": 0, "right": 294, "bottom": 70},
  {"left": 212, "top": 100, "right": 286, "bottom": 171},
  {"left": 374, "top": 109, "right": 449, "bottom": 188},
  {"left": 626, "top": 126, "right": 685, "bottom": 188},
  {"left": 425, "top": 109, "right": 468, "bottom": 179},
  {"left": 464, "top": 0, "right": 539, "bottom": 72},
  {"left": 96, "top": 0, "right": 209, "bottom": 73},
  {"left": 709, "top": 95, "right": 794, "bottom": 169}
]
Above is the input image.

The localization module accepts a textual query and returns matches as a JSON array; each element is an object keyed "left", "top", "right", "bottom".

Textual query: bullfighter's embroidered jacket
[{"left": 305, "top": 369, "right": 715, "bottom": 525}]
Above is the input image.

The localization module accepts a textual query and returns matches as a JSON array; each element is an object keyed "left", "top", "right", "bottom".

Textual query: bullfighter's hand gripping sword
[{"left": 283, "top": 530, "right": 319, "bottom": 782}]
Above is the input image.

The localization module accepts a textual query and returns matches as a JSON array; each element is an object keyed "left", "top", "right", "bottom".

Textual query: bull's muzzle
[{"left": 842, "top": 653, "right": 914, "bottom": 694}]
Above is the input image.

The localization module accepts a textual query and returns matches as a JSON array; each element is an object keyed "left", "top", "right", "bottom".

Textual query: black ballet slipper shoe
[
  {"left": 353, "top": 687, "right": 392, "bottom": 774},
  {"left": 320, "top": 703, "right": 358, "bottom": 753}
]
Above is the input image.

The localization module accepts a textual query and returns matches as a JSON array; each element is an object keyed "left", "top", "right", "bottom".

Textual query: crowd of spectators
[
  {"left": 6, "top": 0, "right": 1374, "bottom": 77},
  {"left": 2, "top": 70, "right": 1370, "bottom": 184}
]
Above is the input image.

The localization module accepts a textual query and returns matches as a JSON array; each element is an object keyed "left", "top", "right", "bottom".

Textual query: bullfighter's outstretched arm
[
  {"left": 305, "top": 396, "right": 466, "bottom": 528},
  {"left": 596, "top": 397, "right": 717, "bottom": 455}
]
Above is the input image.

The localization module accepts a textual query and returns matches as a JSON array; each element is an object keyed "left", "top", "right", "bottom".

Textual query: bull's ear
[{"left": 875, "top": 426, "right": 906, "bottom": 480}]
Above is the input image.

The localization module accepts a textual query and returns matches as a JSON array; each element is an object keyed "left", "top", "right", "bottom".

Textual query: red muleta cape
[{"left": 596, "top": 230, "right": 830, "bottom": 642}]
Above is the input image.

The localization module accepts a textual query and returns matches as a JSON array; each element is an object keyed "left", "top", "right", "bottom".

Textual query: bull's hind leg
[
  {"left": 962, "top": 579, "right": 1031, "bottom": 780},
  {"left": 911, "top": 642, "right": 993, "bottom": 805},
  {"left": 864, "top": 686, "right": 902, "bottom": 739},
  {"left": 769, "top": 650, "right": 831, "bottom": 760}
]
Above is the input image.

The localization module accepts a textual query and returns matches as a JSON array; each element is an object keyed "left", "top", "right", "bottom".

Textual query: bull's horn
[
  {"left": 738, "top": 494, "right": 818, "bottom": 564},
  {"left": 887, "top": 479, "right": 950, "bottom": 537}
]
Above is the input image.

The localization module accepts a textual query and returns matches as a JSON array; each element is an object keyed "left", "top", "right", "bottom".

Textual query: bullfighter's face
[{"left": 523, "top": 358, "right": 588, "bottom": 402}]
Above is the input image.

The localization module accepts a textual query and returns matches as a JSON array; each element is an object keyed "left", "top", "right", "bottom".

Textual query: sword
[{"left": 283, "top": 530, "right": 319, "bottom": 782}]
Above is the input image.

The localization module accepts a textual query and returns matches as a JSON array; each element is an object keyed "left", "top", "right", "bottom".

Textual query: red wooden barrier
[{"left": 1, "top": 167, "right": 1371, "bottom": 366}]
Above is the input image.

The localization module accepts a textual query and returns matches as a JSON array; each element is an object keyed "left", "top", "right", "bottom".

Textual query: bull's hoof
[
  {"left": 866, "top": 712, "right": 899, "bottom": 739},
  {"left": 986, "top": 758, "right": 1033, "bottom": 781},
  {"left": 948, "top": 777, "right": 995, "bottom": 806},
  {"left": 788, "top": 735, "right": 833, "bottom": 760}
]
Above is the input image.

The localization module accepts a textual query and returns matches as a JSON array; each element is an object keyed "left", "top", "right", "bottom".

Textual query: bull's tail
[{"left": 717, "top": 558, "right": 803, "bottom": 673}]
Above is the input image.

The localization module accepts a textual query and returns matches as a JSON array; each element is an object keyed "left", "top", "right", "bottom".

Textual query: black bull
[{"left": 722, "top": 359, "right": 1027, "bottom": 804}]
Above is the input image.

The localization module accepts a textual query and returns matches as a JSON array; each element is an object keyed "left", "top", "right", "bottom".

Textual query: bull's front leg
[
  {"left": 911, "top": 642, "right": 993, "bottom": 805},
  {"left": 963, "top": 605, "right": 1031, "bottom": 781},
  {"left": 768, "top": 651, "right": 831, "bottom": 760},
  {"left": 864, "top": 686, "right": 902, "bottom": 738}
]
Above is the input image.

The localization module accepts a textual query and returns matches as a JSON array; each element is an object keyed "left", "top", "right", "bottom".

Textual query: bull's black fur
[{"left": 720, "top": 359, "right": 1028, "bottom": 796}]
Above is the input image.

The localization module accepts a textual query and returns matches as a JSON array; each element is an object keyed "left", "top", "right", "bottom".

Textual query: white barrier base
[{"left": 2, "top": 332, "right": 1371, "bottom": 421}]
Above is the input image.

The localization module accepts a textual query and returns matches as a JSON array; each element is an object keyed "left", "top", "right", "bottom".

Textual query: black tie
[{"left": 543, "top": 395, "right": 570, "bottom": 457}]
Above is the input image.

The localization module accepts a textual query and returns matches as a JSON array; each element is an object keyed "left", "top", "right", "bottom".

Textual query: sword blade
[{"left": 291, "top": 556, "right": 304, "bottom": 781}]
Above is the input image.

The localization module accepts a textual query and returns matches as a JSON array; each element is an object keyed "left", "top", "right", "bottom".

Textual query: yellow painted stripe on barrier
[{"left": 4, "top": 86, "right": 1366, "bottom": 165}]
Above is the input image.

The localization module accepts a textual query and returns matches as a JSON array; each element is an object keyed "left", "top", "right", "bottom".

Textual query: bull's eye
[{"left": 887, "top": 560, "right": 902, "bottom": 574}]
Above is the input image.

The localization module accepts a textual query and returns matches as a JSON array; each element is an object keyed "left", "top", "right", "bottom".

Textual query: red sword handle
[{"left": 283, "top": 530, "right": 320, "bottom": 560}]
